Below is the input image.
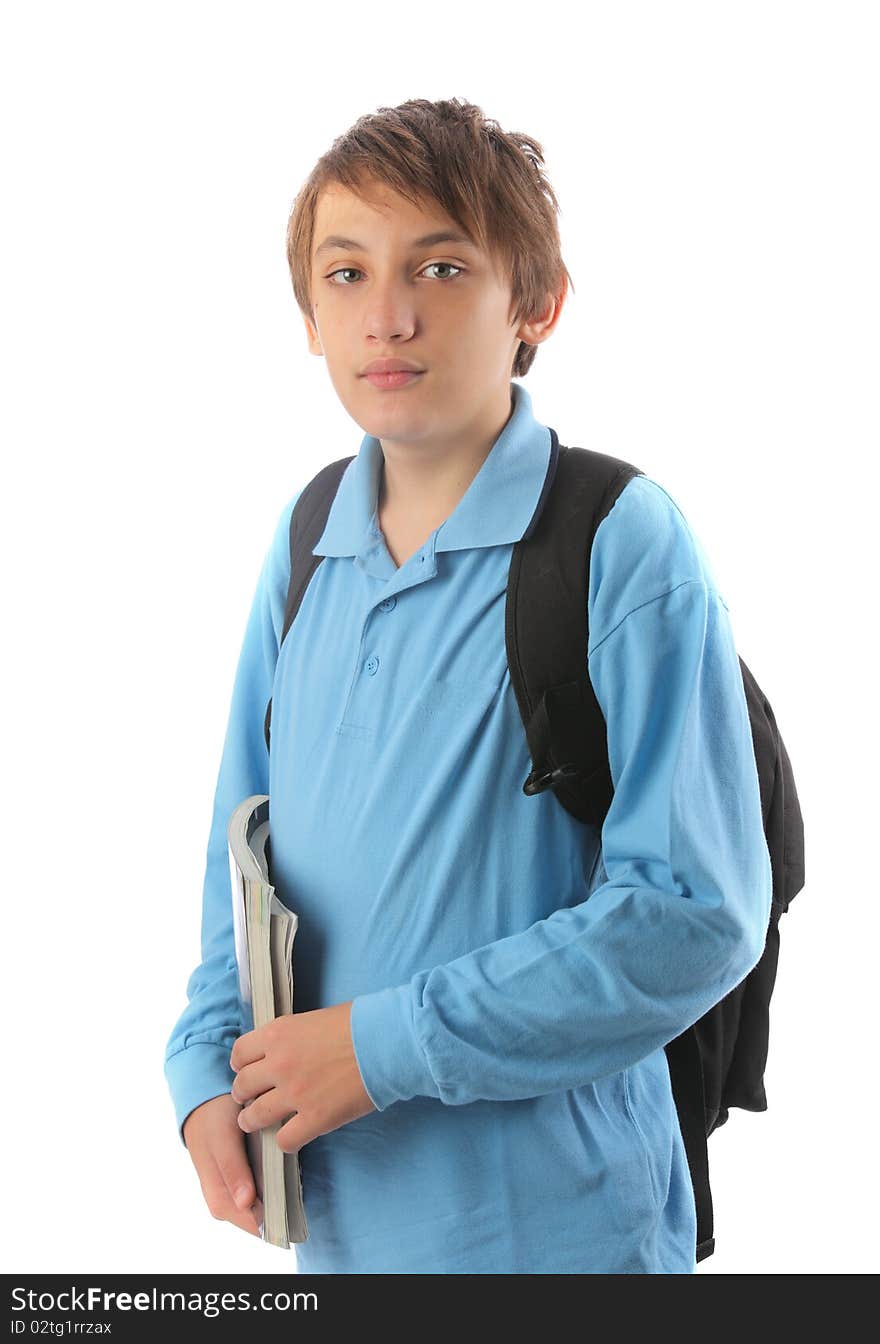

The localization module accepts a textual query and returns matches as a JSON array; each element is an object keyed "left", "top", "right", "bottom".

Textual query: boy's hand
[
  {"left": 230, "top": 1000, "right": 377, "bottom": 1154},
  {"left": 182, "top": 1093, "right": 264, "bottom": 1237}
]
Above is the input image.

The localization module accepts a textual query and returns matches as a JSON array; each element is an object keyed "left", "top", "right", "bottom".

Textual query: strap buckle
[{"left": 522, "top": 761, "right": 581, "bottom": 796}]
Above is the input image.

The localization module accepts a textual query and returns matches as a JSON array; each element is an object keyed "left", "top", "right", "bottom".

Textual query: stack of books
[{"left": 227, "top": 794, "right": 309, "bottom": 1248}]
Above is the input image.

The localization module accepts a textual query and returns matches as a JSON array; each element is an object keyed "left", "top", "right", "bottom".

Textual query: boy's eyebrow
[{"left": 314, "top": 230, "right": 477, "bottom": 256}]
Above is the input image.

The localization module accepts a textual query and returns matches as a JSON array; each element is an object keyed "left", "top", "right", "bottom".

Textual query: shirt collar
[{"left": 312, "top": 380, "right": 554, "bottom": 562}]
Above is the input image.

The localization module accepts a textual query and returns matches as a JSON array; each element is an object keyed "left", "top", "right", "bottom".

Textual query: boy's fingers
[
  {"left": 233, "top": 1182, "right": 255, "bottom": 1209},
  {"left": 202, "top": 1171, "right": 262, "bottom": 1237},
  {"left": 215, "top": 1144, "right": 256, "bottom": 1211},
  {"left": 225, "top": 1196, "right": 264, "bottom": 1238},
  {"left": 216, "top": 1142, "right": 263, "bottom": 1236},
  {"left": 185, "top": 1099, "right": 263, "bottom": 1238}
]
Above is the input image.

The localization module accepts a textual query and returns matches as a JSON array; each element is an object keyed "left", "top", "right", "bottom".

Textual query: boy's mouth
[{"left": 363, "top": 370, "right": 425, "bottom": 390}]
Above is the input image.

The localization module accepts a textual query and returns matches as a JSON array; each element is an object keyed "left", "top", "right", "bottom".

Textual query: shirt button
[
  {"left": 378, "top": 596, "right": 396, "bottom": 612},
  {"left": 365, "top": 655, "right": 380, "bottom": 676}
]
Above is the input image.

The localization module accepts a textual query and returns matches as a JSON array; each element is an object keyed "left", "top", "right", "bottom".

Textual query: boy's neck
[{"left": 376, "top": 385, "right": 514, "bottom": 527}]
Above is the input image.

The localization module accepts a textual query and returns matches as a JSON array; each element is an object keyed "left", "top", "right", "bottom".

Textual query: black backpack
[{"left": 263, "top": 427, "right": 805, "bottom": 1265}]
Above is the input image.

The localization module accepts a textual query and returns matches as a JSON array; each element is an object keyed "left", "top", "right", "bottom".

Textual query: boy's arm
[
  {"left": 349, "top": 478, "right": 774, "bottom": 1111},
  {"left": 163, "top": 489, "right": 301, "bottom": 1146}
]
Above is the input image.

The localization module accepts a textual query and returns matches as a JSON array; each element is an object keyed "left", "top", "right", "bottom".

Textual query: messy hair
[{"left": 286, "top": 97, "right": 574, "bottom": 378}]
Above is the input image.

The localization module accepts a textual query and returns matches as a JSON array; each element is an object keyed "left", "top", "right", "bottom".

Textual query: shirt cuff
[
  {"left": 350, "top": 984, "right": 442, "bottom": 1111},
  {"left": 164, "top": 1041, "right": 237, "bottom": 1147}
]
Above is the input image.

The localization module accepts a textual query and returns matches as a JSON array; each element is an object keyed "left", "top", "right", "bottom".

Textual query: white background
[{"left": 3, "top": 0, "right": 876, "bottom": 1276}]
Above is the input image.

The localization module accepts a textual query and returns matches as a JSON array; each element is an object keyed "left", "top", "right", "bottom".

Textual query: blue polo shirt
[{"left": 164, "top": 380, "right": 772, "bottom": 1274}]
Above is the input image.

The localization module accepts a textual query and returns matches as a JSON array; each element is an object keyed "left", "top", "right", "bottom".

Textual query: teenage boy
[{"left": 164, "top": 98, "right": 772, "bottom": 1274}]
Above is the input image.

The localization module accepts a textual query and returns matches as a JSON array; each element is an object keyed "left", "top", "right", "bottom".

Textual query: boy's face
[{"left": 303, "top": 177, "right": 559, "bottom": 449}]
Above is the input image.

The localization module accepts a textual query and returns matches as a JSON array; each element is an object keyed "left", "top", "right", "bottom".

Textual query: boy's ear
[
  {"left": 517, "top": 279, "right": 568, "bottom": 349},
  {"left": 303, "top": 309, "right": 323, "bottom": 356}
]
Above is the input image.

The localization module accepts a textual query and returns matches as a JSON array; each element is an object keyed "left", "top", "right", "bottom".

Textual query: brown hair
[{"left": 286, "top": 97, "right": 574, "bottom": 378}]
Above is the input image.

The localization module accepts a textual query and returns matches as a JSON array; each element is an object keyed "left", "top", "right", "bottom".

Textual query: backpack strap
[
  {"left": 506, "top": 430, "right": 717, "bottom": 1264},
  {"left": 665, "top": 1026, "right": 716, "bottom": 1262},
  {"left": 263, "top": 455, "right": 354, "bottom": 753},
  {"left": 505, "top": 430, "right": 643, "bottom": 826}
]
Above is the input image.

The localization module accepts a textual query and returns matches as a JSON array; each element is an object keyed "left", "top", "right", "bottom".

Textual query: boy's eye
[{"left": 325, "top": 262, "right": 464, "bottom": 285}]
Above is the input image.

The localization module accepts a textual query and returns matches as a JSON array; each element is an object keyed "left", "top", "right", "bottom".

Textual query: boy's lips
[
  {"left": 360, "top": 358, "right": 425, "bottom": 375},
  {"left": 363, "top": 370, "right": 425, "bottom": 389}
]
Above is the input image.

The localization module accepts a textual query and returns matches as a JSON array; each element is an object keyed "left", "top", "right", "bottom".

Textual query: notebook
[{"left": 227, "top": 794, "right": 308, "bottom": 1247}]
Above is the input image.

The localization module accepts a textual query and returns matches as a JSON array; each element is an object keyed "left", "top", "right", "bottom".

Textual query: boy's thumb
[
  {"left": 219, "top": 1149, "right": 255, "bottom": 1209},
  {"left": 234, "top": 1183, "right": 255, "bottom": 1210}
]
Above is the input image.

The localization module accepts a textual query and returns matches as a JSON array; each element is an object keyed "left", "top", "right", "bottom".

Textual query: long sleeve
[
  {"left": 349, "top": 481, "right": 774, "bottom": 1112},
  {"left": 163, "top": 488, "right": 301, "bottom": 1145}
]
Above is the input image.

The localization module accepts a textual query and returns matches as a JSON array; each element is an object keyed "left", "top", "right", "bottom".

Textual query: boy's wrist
[{"left": 165, "top": 1040, "right": 237, "bottom": 1146}]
